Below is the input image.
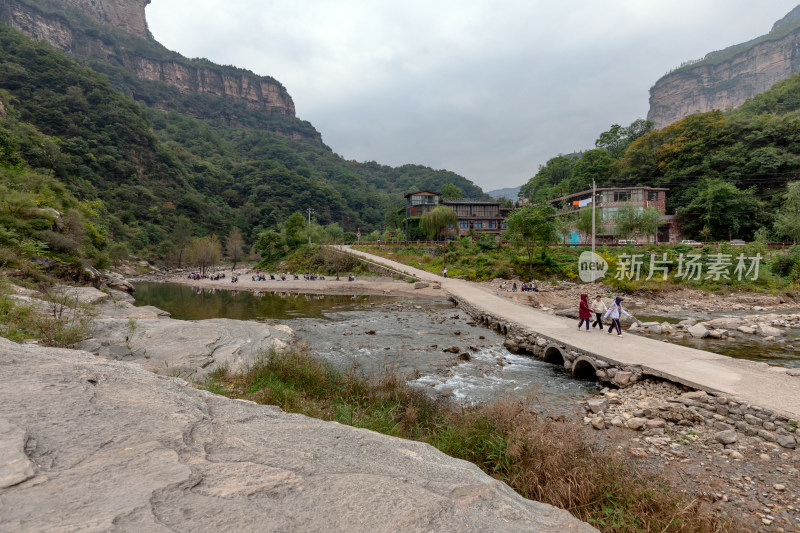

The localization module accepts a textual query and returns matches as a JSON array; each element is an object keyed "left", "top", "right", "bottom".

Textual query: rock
[
  {"left": 590, "top": 416, "right": 605, "bottom": 430},
  {"left": 613, "top": 371, "right": 632, "bottom": 388},
  {"left": 86, "top": 317, "right": 295, "bottom": 378},
  {"left": 724, "top": 450, "right": 744, "bottom": 460},
  {"left": 627, "top": 322, "right": 639, "bottom": 332},
  {"left": 413, "top": 282, "right": 430, "bottom": 289},
  {"left": 0, "top": 338, "right": 596, "bottom": 533},
  {"left": 757, "top": 323, "right": 785, "bottom": 337},
  {"left": 442, "top": 346, "right": 460, "bottom": 353},
  {"left": 760, "top": 453, "right": 771, "bottom": 461},
  {"left": 774, "top": 483, "right": 786, "bottom": 491},
  {"left": 678, "top": 319, "right": 697, "bottom": 327},
  {"left": 458, "top": 352, "right": 471, "bottom": 362},
  {"left": 0, "top": 419, "right": 35, "bottom": 489},
  {"left": 586, "top": 398, "right": 609, "bottom": 414},
  {"left": 629, "top": 448, "right": 648, "bottom": 458},
  {"left": 707, "top": 329, "right": 727, "bottom": 339},
  {"left": 737, "top": 325, "right": 756, "bottom": 335},
  {"left": 687, "top": 324, "right": 709, "bottom": 339},
  {"left": 645, "top": 418, "right": 666, "bottom": 429},
  {"left": 758, "top": 429, "right": 778, "bottom": 442},
  {"left": 777, "top": 435, "right": 797, "bottom": 449},
  {"left": 714, "top": 430, "right": 738, "bottom": 445},
  {"left": 680, "top": 390, "right": 708, "bottom": 401},
  {"left": 626, "top": 417, "right": 648, "bottom": 430},
  {"left": 365, "top": 330, "right": 376, "bottom": 335}
]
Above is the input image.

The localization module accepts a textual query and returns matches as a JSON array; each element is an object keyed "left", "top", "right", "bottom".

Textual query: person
[
  {"left": 604, "top": 296, "right": 630, "bottom": 337},
  {"left": 442, "top": 266, "right": 448, "bottom": 278},
  {"left": 590, "top": 295, "right": 607, "bottom": 329},
  {"left": 578, "top": 294, "right": 592, "bottom": 331},
  {"left": 512, "top": 282, "right": 517, "bottom": 292}
]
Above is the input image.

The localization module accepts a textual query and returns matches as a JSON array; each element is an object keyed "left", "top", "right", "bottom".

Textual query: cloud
[{"left": 147, "top": 0, "right": 800, "bottom": 190}]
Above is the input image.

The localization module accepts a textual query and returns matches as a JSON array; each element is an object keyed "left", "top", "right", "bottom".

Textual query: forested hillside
[
  {"left": 521, "top": 75, "right": 800, "bottom": 241},
  {"left": 0, "top": 22, "right": 486, "bottom": 264}
]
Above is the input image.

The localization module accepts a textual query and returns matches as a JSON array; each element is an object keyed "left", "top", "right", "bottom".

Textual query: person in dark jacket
[
  {"left": 604, "top": 296, "right": 631, "bottom": 337},
  {"left": 578, "top": 294, "right": 592, "bottom": 331}
]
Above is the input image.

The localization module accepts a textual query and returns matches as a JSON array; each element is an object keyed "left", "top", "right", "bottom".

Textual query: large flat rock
[
  {"left": 0, "top": 338, "right": 595, "bottom": 532},
  {"left": 79, "top": 317, "right": 295, "bottom": 378}
]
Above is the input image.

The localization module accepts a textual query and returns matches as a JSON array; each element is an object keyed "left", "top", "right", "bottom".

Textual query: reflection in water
[{"left": 133, "top": 282, "right": 596, "bottom": 414}]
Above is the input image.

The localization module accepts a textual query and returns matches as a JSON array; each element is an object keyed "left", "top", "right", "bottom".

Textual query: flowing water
[{"left": 133, "top": 282, "right": 597, "bottom": 414}]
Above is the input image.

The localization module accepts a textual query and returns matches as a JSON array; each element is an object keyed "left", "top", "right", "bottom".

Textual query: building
[
  {"left": 548, "top": 186, "right": 680, "bottom": 244},
  {"left": 404, "top": 191, "right": 509, "bottom": 238}
]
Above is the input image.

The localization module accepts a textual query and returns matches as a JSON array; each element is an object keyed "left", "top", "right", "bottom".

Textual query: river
[{"left": 133, "top": 282, "right": 597, "bottom": 414}]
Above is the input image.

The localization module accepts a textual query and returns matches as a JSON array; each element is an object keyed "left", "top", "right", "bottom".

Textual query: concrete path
[{"left": 343, "top": 246, "right": 800, "bottom": 420}]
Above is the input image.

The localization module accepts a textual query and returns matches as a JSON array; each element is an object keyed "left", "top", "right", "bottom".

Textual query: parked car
[
  {"left": 680, "top": 239, "right": 702, "bottom": 246},
  {"left": 729, "top": 239, "right": 746, "bottom": 246}
]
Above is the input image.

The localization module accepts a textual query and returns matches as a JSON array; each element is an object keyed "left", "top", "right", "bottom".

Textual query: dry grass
[{"left": 203, "top": 350, "right": 741, "bottom": 532}]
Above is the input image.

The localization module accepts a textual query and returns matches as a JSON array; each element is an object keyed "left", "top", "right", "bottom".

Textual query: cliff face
[
  {"left": 1, "top": 0, "right": 295, "bottom": 116},
  {"left": 648, "top": 7, "right": 800, "bottom": 129}
]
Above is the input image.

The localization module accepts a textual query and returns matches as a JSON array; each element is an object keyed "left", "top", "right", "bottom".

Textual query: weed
[{"left": 200, "top": 349, "right": 738, "bottom": 532}]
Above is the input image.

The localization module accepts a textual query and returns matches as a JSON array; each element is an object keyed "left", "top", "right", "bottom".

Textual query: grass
[{"left": 201, "top": 349, "right": 739, "bottom": 533}]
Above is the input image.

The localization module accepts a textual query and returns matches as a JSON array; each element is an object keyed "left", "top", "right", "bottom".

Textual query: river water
[{"left": 133, "top": 282, "right": 597, "bottom": 414}]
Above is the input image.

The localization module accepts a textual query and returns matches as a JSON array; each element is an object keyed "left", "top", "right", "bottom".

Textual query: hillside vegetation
[
  {"left": 0, "top": 22, "right": 486, "bottom": 264},
  {"left": 521, "top": 73, "right": 800, "bottom": 242}
]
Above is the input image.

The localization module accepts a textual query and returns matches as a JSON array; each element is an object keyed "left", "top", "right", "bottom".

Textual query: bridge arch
[
  {"left": 572, "top": 356, "right": 598, "bottom": 381},
  {"left": 543, "top": 344, "right": 564, "bottom": 366}
]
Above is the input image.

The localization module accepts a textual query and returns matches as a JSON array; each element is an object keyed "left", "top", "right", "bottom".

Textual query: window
[
  {"left": 474, "top": 221, "right": 483, "bottom": 229},
  {"left": 603, "top": 207, "right": 618, "bottom": 219},
  {"left": 501, "top": 222, "right": 508, "bottom": 229},
  {"left": 613, "top": 191, "right": 631, "bottom": 202},
  {"left": 488, "top": 220, "right": 497, "bottom": 229},
  {"left": 648, "top": 191, "right": 658, "bottom": 203},
  {"left": 459, "top": 221, "right": 469, "bottom": 229}
]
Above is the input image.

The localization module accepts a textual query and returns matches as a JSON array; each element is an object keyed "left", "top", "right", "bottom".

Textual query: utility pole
[
  {"left": 592, "top": 179, "right": 597, "bottom": 261},
  {"left": 307, "top": 208, "right": 314, "bottom": 245}
]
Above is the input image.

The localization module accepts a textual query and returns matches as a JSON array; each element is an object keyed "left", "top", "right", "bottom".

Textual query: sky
[{"left": 147, "top": 1, "right": 800, "bottom": 192}]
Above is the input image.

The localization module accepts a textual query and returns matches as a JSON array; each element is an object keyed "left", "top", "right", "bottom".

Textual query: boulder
[
  {"left": 413, "top": 282, "right": 430, "bottom": 290},
  {"left": 613, "top": 371, "right": 632, "bottom": 388},
  {"left": 0, "top": 338, "right": 596, "bottom": 533},
  {"left": 586, "top": 398, "right": 609, "bottom": 414},
  {"left": 84, "top": 317, "right": 295, "bottom": 378},
  {"left": 590, "top": 417, "right": 605, "bottom": 430},
  {"left": 678, "top": 319, "right": 697, "bottom": 327},
  {"left": 757, "top": 323, "right": 785, "bottom": 337},
  {"left": 777, "top": 435, "right": 797, "bottom": 449},
  {"left": 687, "top": 324, "right": 709, "bottom": 339},
  {"left": 737, "top": 325, "right": 756, "bottom": 335},
  {"left": 714, "top": 430, "right": 738, "bottom": 445},
  {"left": 625, "top": 417, "right": 648, "bottom": 430}
]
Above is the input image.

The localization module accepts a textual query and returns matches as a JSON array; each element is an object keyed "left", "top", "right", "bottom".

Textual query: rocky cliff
[
  {"left": 0, "top": 0, "right": 296, "bottom": 115},
  {"left": 0, "top": 337, "right": 596, "bottom": 532},
  {"left": 648, "top": 5, "right": 800, "bottom": 129}
]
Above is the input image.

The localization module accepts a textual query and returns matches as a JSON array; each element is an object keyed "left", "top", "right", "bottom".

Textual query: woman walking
[
  {"left": 604, "top": 296, "right": 630, "bottom": 337},
  {"left": 578, "top": 294, "right": 592, "bottom": 331},
  {"left": 590, "top": 295, "right": 607, "bottom": 329}
]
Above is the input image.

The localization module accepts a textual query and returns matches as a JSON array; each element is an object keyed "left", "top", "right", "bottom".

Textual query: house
[
  {"left": 548, "top": 186, "right": 680, "bottom": 244},
  {"left": 404, "top": 191, "right": 509, "bottom": 238}
]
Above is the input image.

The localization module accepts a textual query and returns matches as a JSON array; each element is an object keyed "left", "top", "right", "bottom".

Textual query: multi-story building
[
  {"left": 404, "top": 191, "right": 509, "bottom": 238},
  {"left": 548, "top": 186, "right": 680, "bottom": 244}
]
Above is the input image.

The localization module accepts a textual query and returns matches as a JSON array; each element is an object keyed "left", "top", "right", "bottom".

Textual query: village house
[
  {"left": 404, "top": 191, "right": 509, "bottom": 238},
  {"left": 548, "top": 186, "right": 681, "bottom": 244}
]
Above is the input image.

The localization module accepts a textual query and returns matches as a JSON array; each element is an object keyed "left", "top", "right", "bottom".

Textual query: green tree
[
  {"left": 324, "top": 223, "right": 344, "bottom": 243},
  {"left": 188, "top": 235, "right": 221, "bottom": 276},
  {"left": 575, "top": 205, "right": 603, "bottom": 238},
  {"left": 595, "top": 119, "right": 654, "bottom": 159},
  {"left": 173, "top": 216, "right": 193, "bottom": 268},
  {"left": 225, "top": 227, "right": 244, "bottom": 271},
  {"left": 284, "top": 212, "right": 305, "bottom": 248},
  {"left": 613, "top": 205, "right": 642, "bottom": 242},
  {"left": 254, "top": 230, "right": 283, "bottom": 262},
  {"left": 419, "top": 205, "right": 458, "bottom": 241},
  {"left": 572, "top": 149, "right": 616, "bottom": 190},
  {"left": 502, "top": 204, "right": 557, "bottom": 270},
  {"left": 640, "top": 207, "right": 662, "bottom": 244},
  {"left": 774, "top": 181, "right": 800, "bottom": 243},
  {"left": 520, "top": 154, "right": 578, "bottom": 202},
  {"left": 440, "top": 183, "right": 463, "bottom": 199},
  {"left": 678, "top": 180, "right": 763, "bottom": 241},
  {"left": 108, "top": 242, "right": 128, "bottom": 269}
]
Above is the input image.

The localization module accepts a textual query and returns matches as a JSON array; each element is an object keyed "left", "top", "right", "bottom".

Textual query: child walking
[
  {"left": 603, "top": 296, "right": 630, "bottom": 337},
  {"left": 578, "top": 294, "right": 592, "bottom": 331},
  {"left": 590, "top": 295, "right": 607, "bottom": 329}
]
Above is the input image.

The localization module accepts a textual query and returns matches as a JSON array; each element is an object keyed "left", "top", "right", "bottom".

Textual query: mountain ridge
[{"left": 648, "top": 4, "right": 800, "bottom": 129}]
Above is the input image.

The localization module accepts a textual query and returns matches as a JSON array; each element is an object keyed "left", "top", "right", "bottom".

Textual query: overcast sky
[{"left": 147, "top": 1, "right": 800, "bottom": 192}]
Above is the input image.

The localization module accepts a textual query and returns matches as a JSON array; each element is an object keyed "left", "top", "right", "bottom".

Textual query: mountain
[
  {"left": 486, "top": 186, "right": 521, "bottom": 200},
  {"left": 0, "top": 0, "right": 488, "bottom": 261},
  {"left": 648, "top": 4, "right": 800, "bottom": 129}
]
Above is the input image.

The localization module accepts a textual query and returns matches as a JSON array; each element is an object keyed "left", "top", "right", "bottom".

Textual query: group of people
[
  {"left": 187, "top": 272, "right": 226, "bottom": 281},
  {"left": 511, "top": 281, "right": 538, "bottom": 292},
  {"left": 578, "top": 294, "right": 630, "bottom": 337}
]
